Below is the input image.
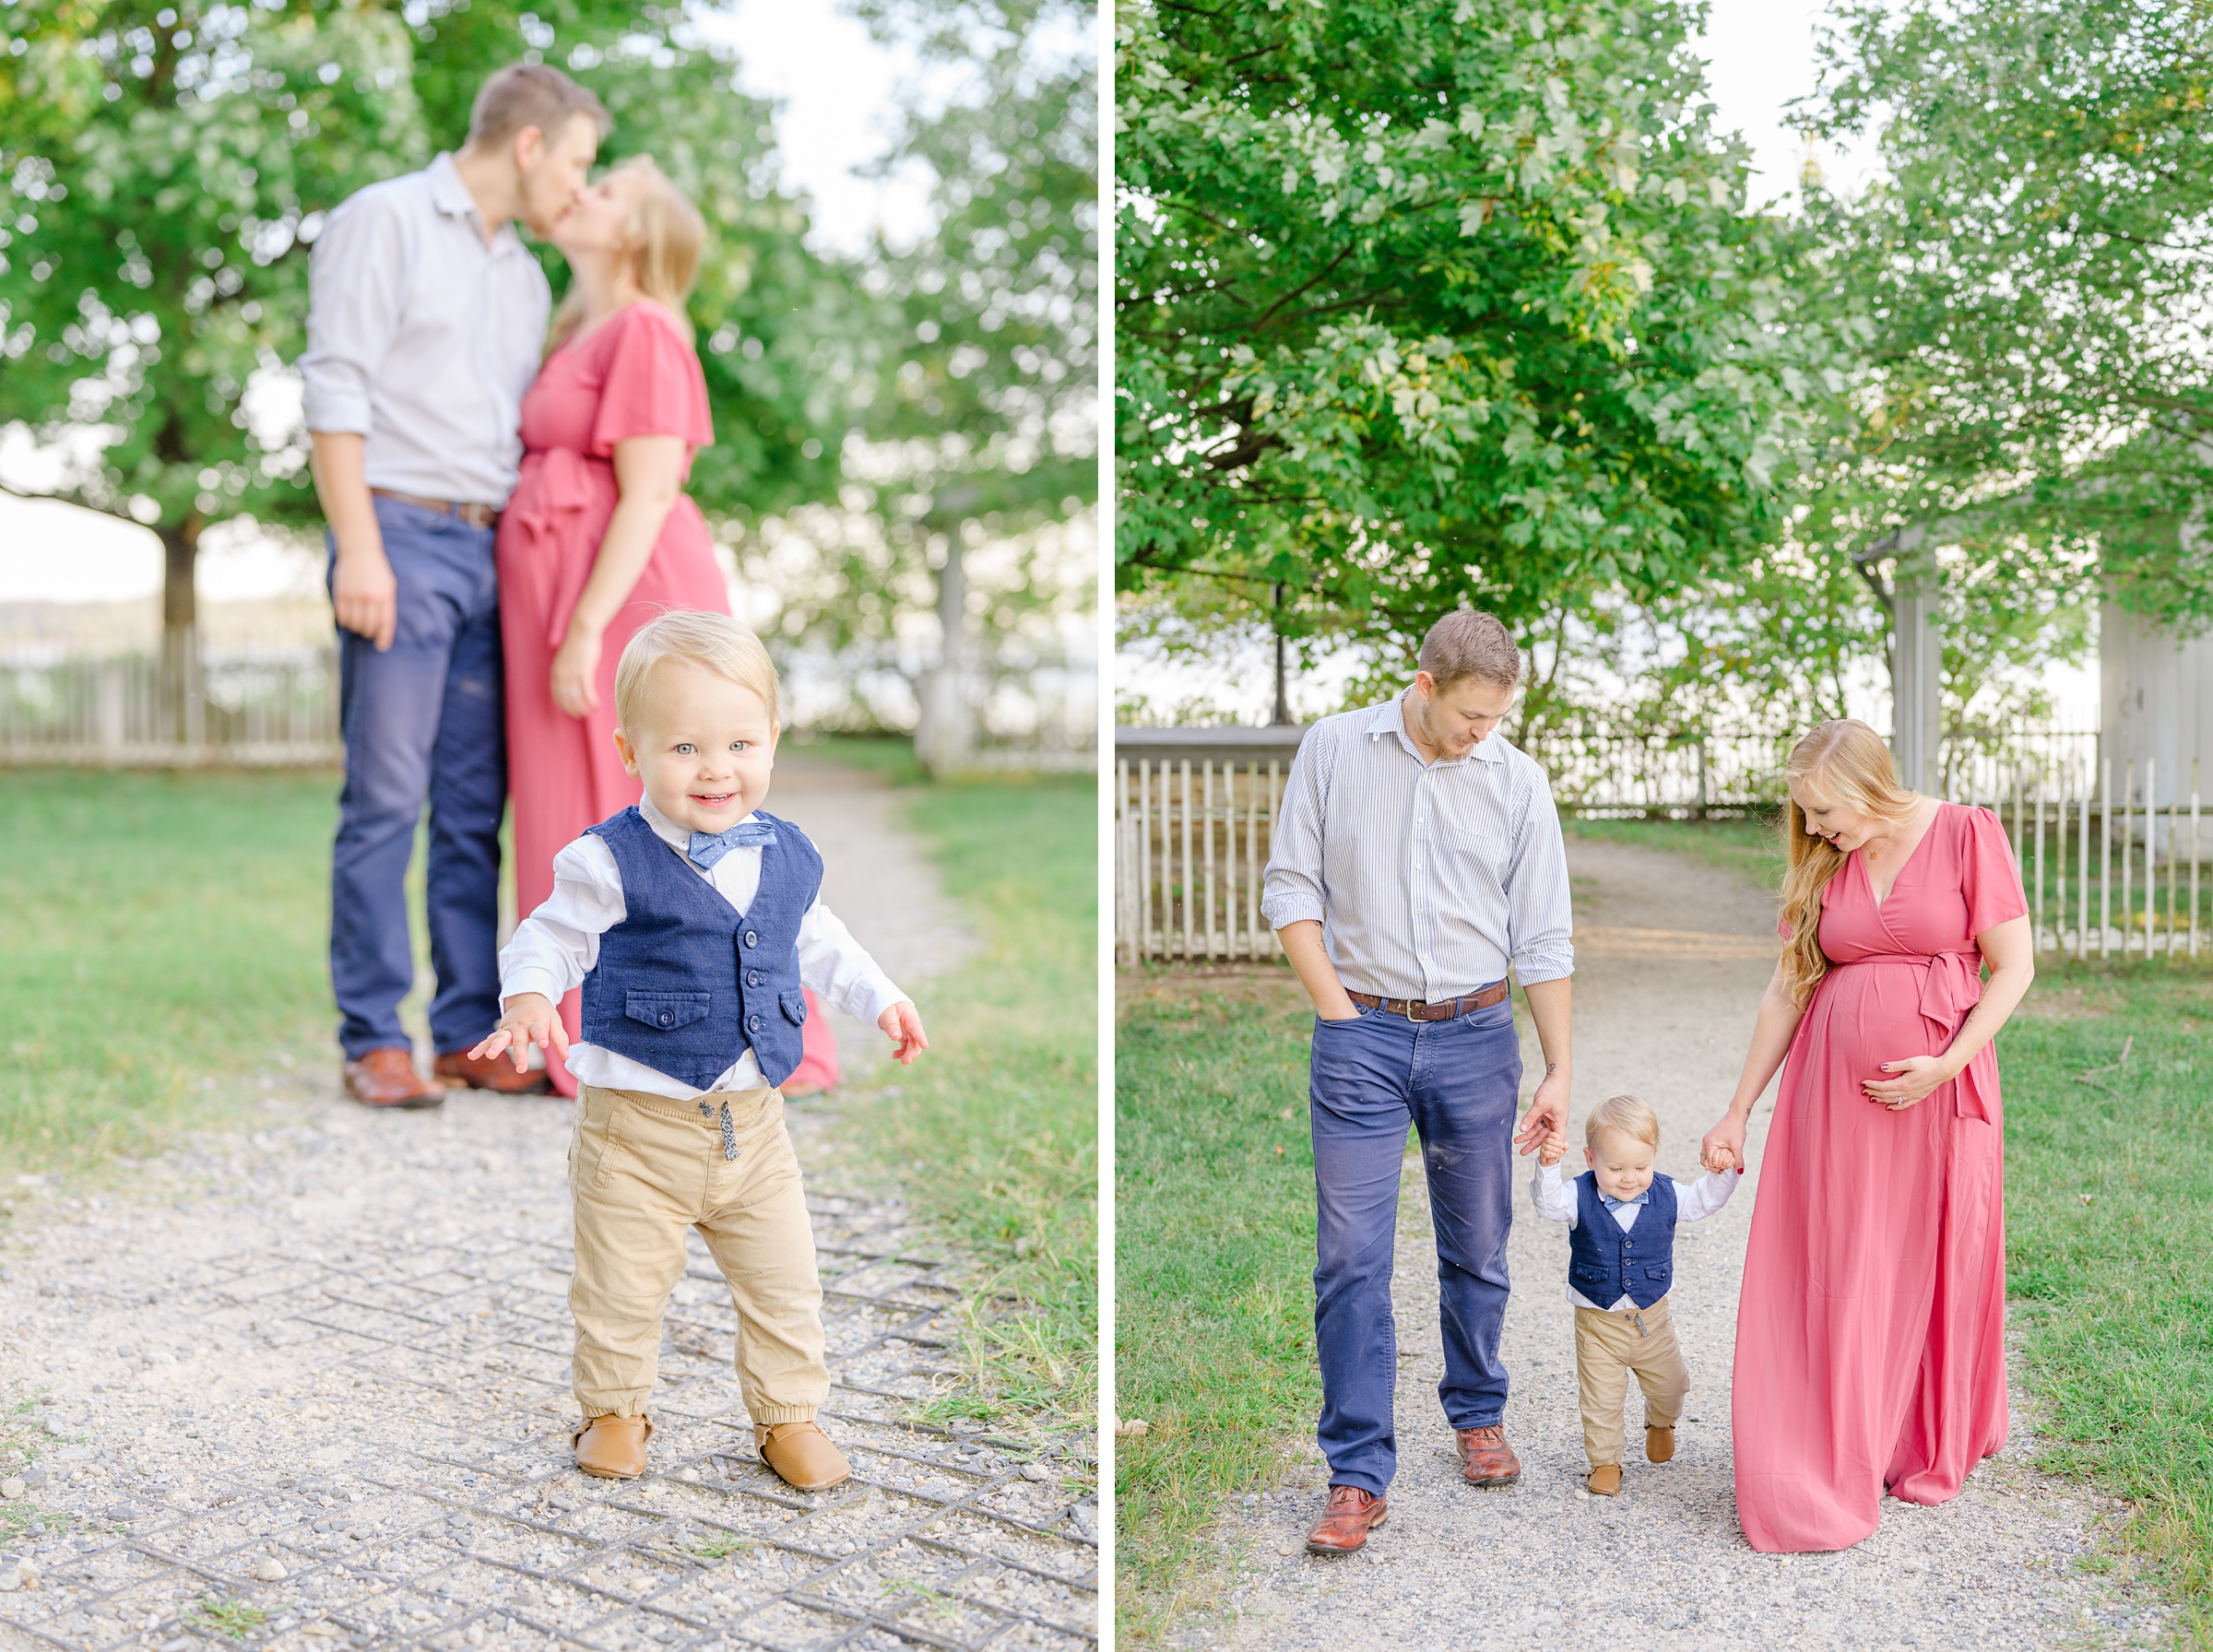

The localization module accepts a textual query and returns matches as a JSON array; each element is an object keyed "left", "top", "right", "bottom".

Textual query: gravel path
[
  {"left": 0, "top": 762, "right": 1095, "bottom": 1652},
  {"left": 1202, "top": 836, "right": 2170, "bottom": 1652}
]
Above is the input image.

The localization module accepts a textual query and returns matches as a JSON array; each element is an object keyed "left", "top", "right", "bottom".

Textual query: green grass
[
  {"left": 1114, "top": 967, "right": 1319, "bottom": 1642},
  {"left": 783, "top": 733, "right": 928, "bottom": 785},
  {"left": 1565, "top": 811, "right": 1786, "bottom": 889},
  {"left": 188, "top": 1597, "right": 271, "bottom": 1640},
  {"left": 2003, "top": 961, "right": 2213, "bottom": 1640},
  {"left": 829, "top": 772, "right": 1099, "bottom": 1442},
  {"left": 0, "top": 769, "right": 341, "bottom": 1181}
]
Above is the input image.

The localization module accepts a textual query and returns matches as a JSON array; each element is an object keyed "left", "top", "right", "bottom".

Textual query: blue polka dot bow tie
[
  {"left": 686, "top": 818, "right": 777, "bottom": 869},
  {"left": 1598, "top": 1189, "right": 1651, "bottom": 1211}
]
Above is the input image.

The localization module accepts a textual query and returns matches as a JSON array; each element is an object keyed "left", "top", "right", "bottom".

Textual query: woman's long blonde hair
[
  {"left": 548, "top": 156, "right": 705, "bottom": 355},
  {"left": 1778, "top": 719, "right": 1922, "bottom": 1005}
]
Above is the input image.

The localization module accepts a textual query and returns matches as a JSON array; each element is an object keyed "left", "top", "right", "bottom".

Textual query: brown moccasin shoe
[
  {"left": 573, "top": 1412, "right": 653, "bottom": 1479},
  {"left": 1646, "top": 1425, "right": 1675, "bottom": 1464},
  {"left": 754, "top": 1421, "right": 849, "bottom": 1491},
  {"left": 1455, "top": 1423, "right": 1521, "bottom": 1487},
  {"left": 1305, "top": 1485, "right": 1387, "bottom": 1555},
  {"left": 1588, "top": 1463, "right": 1623, "bottom": 1496},
  {"left": 343, "top": 1047, "right": 444, "bottom": 1110},
  {"left": 433, "top": 1048, "right": 552, "bottom": 1095}
]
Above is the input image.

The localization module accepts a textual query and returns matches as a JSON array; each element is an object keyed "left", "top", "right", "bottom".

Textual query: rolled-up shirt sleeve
[
  {"left": 1260, "top": 733, "right": 1330, "bottom": 932},
  {"left": 300, "top": 194, "right": 407, "bottom": 436},
  {"left": 1506, "top": 764, "right": 1574, "bottom": 984}
]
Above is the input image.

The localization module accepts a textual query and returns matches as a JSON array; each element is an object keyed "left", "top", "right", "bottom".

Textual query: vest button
[
  {"left": 743, "top": 930, "right": 759, "bottom": 948},
  {"left": 658, "top": 1012, "right": 673, "bottom": 1027},
  {"left": 747, "top": 1014, "right": 763, "bottom": 1033},
  {"left": 747, "top": 969, "right": 762, "bottom": 987}
]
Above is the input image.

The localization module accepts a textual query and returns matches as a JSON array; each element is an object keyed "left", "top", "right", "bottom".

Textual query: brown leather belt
[
  {"left": 1347, "top": 982, "right": 1510, "bottom": 1021},
  {"left": 371, "top": 488, "right": 499, "bottom": 529}
]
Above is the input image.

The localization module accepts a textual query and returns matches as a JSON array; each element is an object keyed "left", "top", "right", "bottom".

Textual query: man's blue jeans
[
  {"left": 328, "top": 497, "right": 505, "bottom": 1061},
  {"left": 1309, "top": 993, "right": 1522, "bottom": 1494}
]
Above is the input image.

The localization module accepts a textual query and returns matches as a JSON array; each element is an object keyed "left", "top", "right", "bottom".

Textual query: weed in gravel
[{"left": 189, "top": 1597, "right": 270, "bottom": 1640}]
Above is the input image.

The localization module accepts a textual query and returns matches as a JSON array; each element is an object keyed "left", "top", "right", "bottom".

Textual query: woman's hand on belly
[{"left": 1863, "top": 1052, "right": 1955, "bottom": 1110}]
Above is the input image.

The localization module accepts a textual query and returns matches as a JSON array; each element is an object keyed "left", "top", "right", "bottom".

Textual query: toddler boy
[
  {"left": 471, "top": 611, "right": 928, "bottom": 1488},
  {"left": 1532, "top": 1094, "right": 1738, "bottom": 1496}
]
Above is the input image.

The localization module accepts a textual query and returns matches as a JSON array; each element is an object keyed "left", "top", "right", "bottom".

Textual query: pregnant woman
[
  {"left": 1699, "top": 719, "right": 2033, "bottom": 1552},
  {"left": 498, "top": 156, "right": 837, "bottom": 1096}
]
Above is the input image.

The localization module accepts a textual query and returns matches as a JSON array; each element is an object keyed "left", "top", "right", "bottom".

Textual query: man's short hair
[
  {"left": 1416, "top": 608, "right": 1522, "bottom": 691},
  {"left": 614, "top": 611, "right": 781, "bottom": 733},
  {"left": 1586, "top": 1094, "right": 1661, "bottom": 1150},
  {"left": 467, "top": 64, "right": 612, "bottom": 152}
]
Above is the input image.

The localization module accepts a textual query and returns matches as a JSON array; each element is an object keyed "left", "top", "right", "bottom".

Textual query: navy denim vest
[
  {"left": 578, "top": 806, "right": 822, "bottom": 1090},
  {"left": 1567, "top": 1171, "right": 1677, "bottom": 1309}
]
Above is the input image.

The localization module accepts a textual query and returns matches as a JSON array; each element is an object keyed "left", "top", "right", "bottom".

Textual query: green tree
[
  {"left": 759, "top": 0, "right": 1098, "bottom": 763},
  {"left": 1116, "top": 0, "right": 1848, "bottom": 686},
  {"left": 0, "top": 0, "right": 847, "bottom": 731},
  {"left": 1789, "top": 0, "right": 2213, "bottom": 718}
]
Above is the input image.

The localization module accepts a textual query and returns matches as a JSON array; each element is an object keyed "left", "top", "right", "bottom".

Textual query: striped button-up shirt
[{"left": 1260, "top": 691, "right": 1574, "bottom": 1000}]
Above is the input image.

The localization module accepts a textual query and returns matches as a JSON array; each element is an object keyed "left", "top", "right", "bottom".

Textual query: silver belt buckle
[{"left": 1403, "top": 997, "right": 1425, "bottom": 1023}]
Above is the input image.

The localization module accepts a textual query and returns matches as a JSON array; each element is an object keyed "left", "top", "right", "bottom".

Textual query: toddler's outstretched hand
[
  {"left": 1536, "top": 1130, "right": 1567, "bottom": 1169},
  {"left": 1706, "top": 1142, "right": 1740, "bottom": 1174},
  {"left": 469, "top": 992, "right": 570, "bottom": 1073},
  {"left": 879, "top": 1000, "right": 929, "bottom": 1066}
]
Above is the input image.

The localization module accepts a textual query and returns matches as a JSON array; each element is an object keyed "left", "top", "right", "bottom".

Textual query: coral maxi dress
[
  {"left": 1733, "top": 802, "right": 2027, "bottom": 1552},
  {"left": 496, "top": 301, "right": 838, "bottom": 1097}
]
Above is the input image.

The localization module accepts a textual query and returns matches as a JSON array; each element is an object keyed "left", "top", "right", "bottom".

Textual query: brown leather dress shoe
[
  {"left": 1588, "top": 1463, "right": 1622, "bottom": 1496},
  {"left": 573, "top": 1412, "right": 653, "bottom": 1479},
  {"left": 754, "top": 1421, "right": 850, "bottom": 1491},
  {"left": 1305, "top": 1485, "right": 1387, "bottom": 1555},
  {"left": 433, "top": 1048, "right": 552, "bottom": 1095},
  {"left": 342, "top": 1048, "right": 444, "bottom": 1110},
  {"left": 1455, "top": 1423, "right": 1521, "bottom": 1487},
  {"left": 1646, "top": 1425, "right": 1675, "bottom": 1464}
]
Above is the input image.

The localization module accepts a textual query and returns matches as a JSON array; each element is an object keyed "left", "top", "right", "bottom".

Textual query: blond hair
[
  {"left": 549, "top": 156, "right": 705, "bottom": 354},
  {"left": 613, "top": 611, "right": 780, "bottom": 734},
  {"left": 1417, "top": 609, "right": 1523, "bottom": 691},
  {"left": 1585, "top": 1094, "right": 1660, "bottom": 1150},
  {"left": 1778, "top": 718, "right": 1921, "bottom": 1006},
  {"left": 466, "top": 64, "right": 610, "bottom": 152}
]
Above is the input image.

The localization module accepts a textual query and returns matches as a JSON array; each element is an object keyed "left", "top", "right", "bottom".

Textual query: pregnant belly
[{"left": 1804, "top": 959, "right": 1947, "bottom": 1068}]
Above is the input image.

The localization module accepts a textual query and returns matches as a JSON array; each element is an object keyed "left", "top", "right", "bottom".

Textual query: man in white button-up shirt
[
  {"left": 301, "top": 65, "right": 607, "bottom": 1109},
  {"left": 1261, "top": 608, "right": 1575, "bottom": 1554}
]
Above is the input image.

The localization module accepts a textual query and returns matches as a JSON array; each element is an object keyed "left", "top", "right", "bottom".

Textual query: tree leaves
[{"left": 1114, "top": 0, "right": 1834, "bottom": 668}]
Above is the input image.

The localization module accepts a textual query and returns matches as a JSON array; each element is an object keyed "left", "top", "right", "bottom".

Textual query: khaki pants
[
  {"left": 568, "top": 1083, "right": 829, "bottom": 1423},
  {"left": 1575, "top": 1296, "right": 1690, "bottom": 1468}
]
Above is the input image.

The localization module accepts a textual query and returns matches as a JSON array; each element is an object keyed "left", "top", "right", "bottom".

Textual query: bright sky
[{"left": 0, "top": 0, "right": 940, "bottom": 606}]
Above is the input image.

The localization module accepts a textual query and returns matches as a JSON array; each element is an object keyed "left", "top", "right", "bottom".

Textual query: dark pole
[{"left": 1271, "top": 582, "right": 1292, "bottom": 726}]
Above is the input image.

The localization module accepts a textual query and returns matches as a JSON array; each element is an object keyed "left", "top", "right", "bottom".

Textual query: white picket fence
[
  {"left": 1114, "top": 744, "right": 2207, "bottom": 966},
  {"left": 0, "top": 646, "right": 342, "bottom": 765},
  {"left": 2016, "top": 759, "right": 2203, "bottom": 961}
]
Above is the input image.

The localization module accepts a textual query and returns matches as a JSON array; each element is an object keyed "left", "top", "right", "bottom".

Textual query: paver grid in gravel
[
  {"left": 1, "top": 1180, "right": 1095, "bottom": 1652},
  {"left": 0, "top": 766, "right": 1095, "bottom": 1652}
]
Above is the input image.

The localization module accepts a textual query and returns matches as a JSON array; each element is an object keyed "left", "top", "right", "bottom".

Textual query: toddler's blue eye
[
  {"left": 676, "top": 744, "right": 695, "bottom": 755},
  {"left": 732, "top": 740, "right": 750, "bottom": 751}
]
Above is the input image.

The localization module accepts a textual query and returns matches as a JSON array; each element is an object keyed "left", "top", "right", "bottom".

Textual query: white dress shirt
[
  {"left": 300, "top": 154, "right": 550, "bottom": 507},
  {"left": 498, "top": 797, "right": 907, "bottom": 1099},
  {"left": 1260, "top": 690, "right": 1574, "bottom": 1000},
  {"left": 1530, "top": 1163, "right": 1740, "bottom": 1309}
]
